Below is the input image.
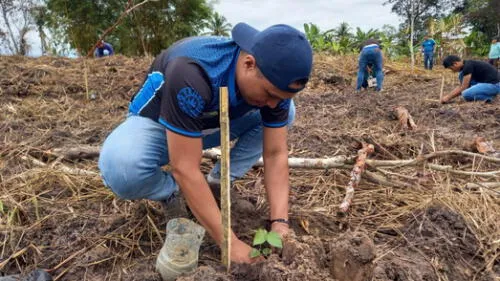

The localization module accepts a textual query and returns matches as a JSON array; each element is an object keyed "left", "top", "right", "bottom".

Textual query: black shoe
[
  {"left": 207, "top": 178, "right": 255, "bottom": 213},
  {"left": 162, "top": 191, "right": 191, "bottom": 221}
]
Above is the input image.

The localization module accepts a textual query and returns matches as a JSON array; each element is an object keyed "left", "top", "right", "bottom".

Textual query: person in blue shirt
[
  {"left": 94, "top": 40, "right": 114, "bottom": 58},
  {"left": 356, "top": 39, "right": 384, "bottom": 92},
  {"left": 98, "top": 23, "right": 313, "bottom": 264},
  {"left": 421, "top": 36, "right": 436, "bottom": 70},
  {"left": 488, "top": 37, "right": 500, "bottom": 67}
]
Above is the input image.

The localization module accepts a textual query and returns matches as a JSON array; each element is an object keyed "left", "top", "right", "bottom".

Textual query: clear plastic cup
[{"left": 156, "top": 218, "right": 206, "bottom": 281}]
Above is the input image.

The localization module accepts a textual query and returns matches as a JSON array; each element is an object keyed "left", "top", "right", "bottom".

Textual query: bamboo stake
[
  {"left": 84, "top": 59, "right": 89, "bottom": 100},
  {"left": 219, "top": 87, "right": 231, "bottom": 270},
  {"left": 439, "top": 75, "right": 445, "bottom": 101}
]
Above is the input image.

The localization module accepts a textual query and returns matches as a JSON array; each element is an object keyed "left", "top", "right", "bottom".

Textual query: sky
[{"left": 212, "top": 0, "right": 402, "bottom": 33}]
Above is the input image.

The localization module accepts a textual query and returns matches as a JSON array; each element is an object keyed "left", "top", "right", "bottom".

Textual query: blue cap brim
[{"left": 232, "top": 23, "right": 259, "bottom": 53}]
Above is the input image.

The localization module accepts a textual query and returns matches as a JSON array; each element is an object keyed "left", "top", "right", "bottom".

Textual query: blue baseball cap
[{"left": 232, "top": 23, "right": 313, "bottom": 93}]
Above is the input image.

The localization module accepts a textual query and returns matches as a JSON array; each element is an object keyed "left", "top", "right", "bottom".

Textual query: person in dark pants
[
  {"left": 356, "top": 39, "right": 384, "bottom": 92},
  {"left": 441, "top": 55, "right": 500, "bottom": 103},
  {"left": 421, "top": 35, "right": 436, "bottom": 70}
]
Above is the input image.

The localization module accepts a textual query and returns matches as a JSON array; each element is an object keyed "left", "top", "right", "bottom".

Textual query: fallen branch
[
  {"left": 339, "top": 144, "right": 375, "bottom": 212},
  {"left": 21, "top": 156, "right": 98, "bottom": 176},
  {"left": 204, "top": 148, "right": 351, "bottom": 168},
  {"left": 42, "top": 146, "right": 499, "bottom": 178},
  {"left": 464, "top": 182, "right": 500, "bottom": 189},
  {"left": 49, "top": 146, "right": 100, "bottom": 160},
  {"left": 363, "top": 170, "right": 416, "bottom": 189},
  {"left": 394, "top": 106, "right": 417, "bottom": 130},
  {"left": 47, "top": 146, "right": 500, "bottom": 166},
  {"left": 427, "top": 163, "right": 499, "bottom": 177}
]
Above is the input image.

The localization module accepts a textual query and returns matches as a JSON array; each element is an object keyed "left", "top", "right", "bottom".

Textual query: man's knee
[
  {"left": 461, "top": 89, "right": 474, "bottom": 101},
  {"left": 98, "top": 144, "right": 153, "bottom": 200},
  {"left": 461, "top": 88, "right": 481, "bottom": 101}
]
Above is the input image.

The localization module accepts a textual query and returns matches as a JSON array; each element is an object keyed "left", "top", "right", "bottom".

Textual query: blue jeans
[
  {"left": 98, "top": 102, "right": 295, "bottom": 201},
  {"left": 462, "top": 83, "right": 500, "bottom": 102},
  {"left": 424, "top": 52, "right": 433, "bottom": 70},
  {"left": 356, "top": 48, "right": 384, "bottom": 91},
  {"left": 458, "top": 71, "right": 499, "bottom": 101}
]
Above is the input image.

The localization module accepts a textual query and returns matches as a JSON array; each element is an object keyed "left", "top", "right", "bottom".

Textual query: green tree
[
  {"left": 464, "top": 30, "right": 490, "bottom": 56},
  {"left": 461, "top": 0, "right": 500, "bottom": 39},
  {"left": 384, "top": 0, "right": 461, "bottom": 45},
  {"left": 44, "top": 0, "right": 212, "bottom": 56},
  {"left": 303, "top": 23, "right": 339, "bottom": 53},
  {"left": 380, "top": 24, "right": 398, "bottom": 58},
  {"left": 203, "top": 11, "right": 231, "bottom": 36},
  {"left": 30, "top": 4, "right": 49, "bottom": 54},
  {"left": 333, "top": 22, "right": 353, "bottom": 54},
  {"left": 352, "top": 27, "right": 381, "bottom": 50}
]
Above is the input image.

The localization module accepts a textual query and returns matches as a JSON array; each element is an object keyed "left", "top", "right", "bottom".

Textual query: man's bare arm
[
  {"left": 441, "top": 74, "right": 471, "bottom": 103},
  {"left": 262, "top": 126, "right": 290, "bottom": 236},
  {"left": 167, "top": 130, "right": 255, "bottom": 263}
]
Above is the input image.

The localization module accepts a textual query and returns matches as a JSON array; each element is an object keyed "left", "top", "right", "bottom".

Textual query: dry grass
[{"left": 0, "top": 54, "right": 498, "bottom": 280}]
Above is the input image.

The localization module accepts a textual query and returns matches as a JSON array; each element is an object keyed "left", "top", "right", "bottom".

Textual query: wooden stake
[
  {"left": 439, "top": 75, "right": 444, "bottom": 101},
  {"left": 84, "top": 59, "right": 89, "bottom": 100},
  {"left": 219, "top": 87, "right": 231, "bottom": 271}
]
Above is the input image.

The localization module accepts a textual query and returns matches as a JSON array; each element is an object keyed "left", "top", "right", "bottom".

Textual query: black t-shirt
[
  {"left": 130, "top": 53, "right": 290, "bottom": 138},
  {"left": 462, "top": 60, "right": 500, "bottom": 84}
]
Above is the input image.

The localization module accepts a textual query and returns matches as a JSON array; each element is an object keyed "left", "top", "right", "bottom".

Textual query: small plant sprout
[{"left": 250, "top": 228, "right": 283, "bottom": 258}]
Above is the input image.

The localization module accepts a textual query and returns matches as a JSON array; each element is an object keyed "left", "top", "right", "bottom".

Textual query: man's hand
[
  {"left": 440, "top": 94, "right": 451, "bottom": 104},
  {"left": 231, "top": 237, "right": 263, "bottom": 264},
  {"left": 271, "top": 222, "right": 290, "bottom": 238}
]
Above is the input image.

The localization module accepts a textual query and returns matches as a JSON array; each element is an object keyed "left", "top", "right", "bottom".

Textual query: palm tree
[
  {"left": 436, "top": 14, "right": 466, "bottom": 57},
  {"left": 353, "top": 27, "right": 381, "bottom": 50},
  {"left": 335, "top": 22, "right": 351, "bottom": 39},
  {"left": 334, "top": 22, "right": 352, "bottom": 54},
  {"left": 204, "top": 12, "right": 232, "bottom": 36}
]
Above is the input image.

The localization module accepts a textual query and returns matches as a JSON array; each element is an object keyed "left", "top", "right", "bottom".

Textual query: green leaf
[
  {"left": 262, "top": 248, "right": 272, "bottom": 256},
  {"left": 250, "top": 248, "right": 261, "bottom": 258},
  {"left": 0, "top": 201, "right": 3, "bottom": 214},
  {"left": 266, "top": 231, "right": 283, "bottom": 248},
  {"left": 253, "top": 228, "right": 267, "bottom": 246}
]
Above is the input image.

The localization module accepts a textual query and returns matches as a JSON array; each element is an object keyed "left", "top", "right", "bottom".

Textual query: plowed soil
[{"left": 0, "top": 54, "right": 498, "bottom": 281}]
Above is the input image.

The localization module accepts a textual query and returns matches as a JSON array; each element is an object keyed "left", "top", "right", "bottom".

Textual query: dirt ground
[{"left": 0, "top": 54, "right": 498, "bottom": 281}]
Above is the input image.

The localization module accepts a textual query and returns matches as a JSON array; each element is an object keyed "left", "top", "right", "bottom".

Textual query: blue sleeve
[
  {"left": 159, "top": 57, "right": 212, "bottom": 138},
  {"left": 260, "top": 99, "right": 290, "bottom": 128},
  {"left": 104, "top": 43, "right": 114, "bottom": 55}
]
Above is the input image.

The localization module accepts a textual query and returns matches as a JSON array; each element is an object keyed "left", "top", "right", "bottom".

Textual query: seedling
[{"left": 250, "top": 228, "right": 283, "bottom": 258}]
